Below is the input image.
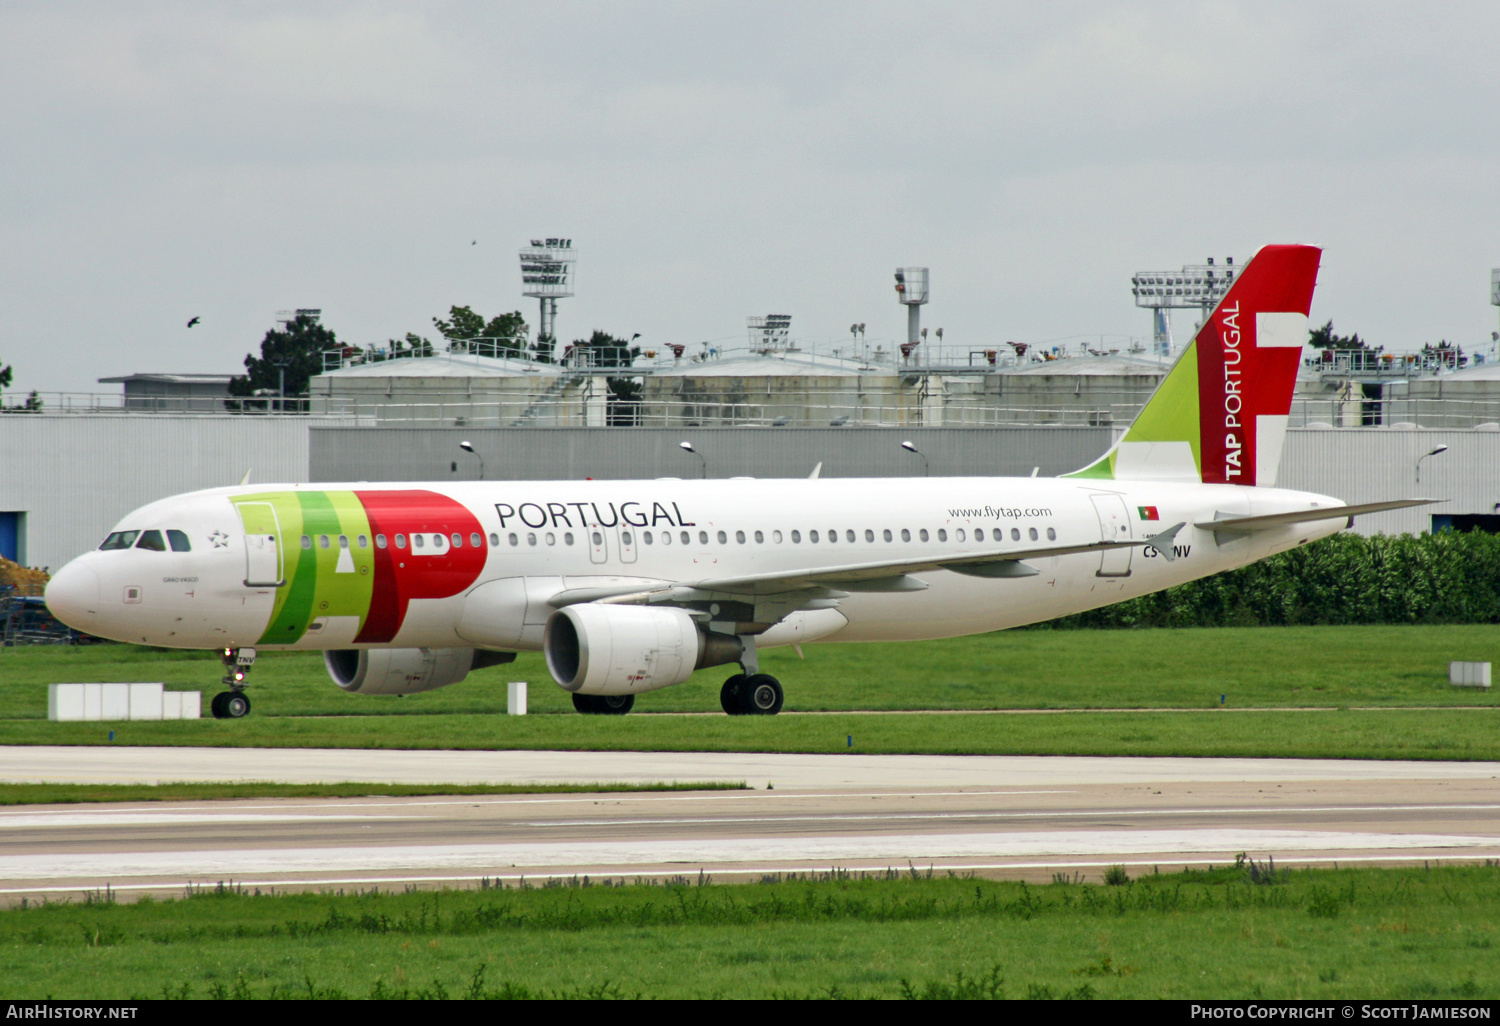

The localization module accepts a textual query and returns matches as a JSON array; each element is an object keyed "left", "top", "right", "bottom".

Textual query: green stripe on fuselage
[{"left": 233, "top": 491, "right": 376, "bottom": 645}]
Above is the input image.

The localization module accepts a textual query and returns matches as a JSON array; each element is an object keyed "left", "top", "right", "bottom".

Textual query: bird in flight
[{"left": 186, "top": 316, "right": 201, "bottom": 328}]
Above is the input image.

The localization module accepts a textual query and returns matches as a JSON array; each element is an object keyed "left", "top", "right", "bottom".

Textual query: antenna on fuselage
[
  {"left": 239, "top": 468, "right": 252, "bottom": 486},
  {"left": 808, "top": 462, "right": 822, "bottom": 480}
]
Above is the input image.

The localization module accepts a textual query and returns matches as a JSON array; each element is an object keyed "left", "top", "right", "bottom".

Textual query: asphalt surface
[{"left": 1, "top": 747, "right": 1498, "bottom": 900}]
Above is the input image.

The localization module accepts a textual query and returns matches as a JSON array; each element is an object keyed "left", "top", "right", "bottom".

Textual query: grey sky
[{"left": 4, "top": 1, "right": 1499, "bottom": 395}]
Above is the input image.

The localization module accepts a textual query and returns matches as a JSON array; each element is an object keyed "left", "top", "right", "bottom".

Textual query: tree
[
  {"left": 367, "top": 333, "right": 435, "bottom": 361},
  {"left": 0, "top": 362, "right": 11, "bottom": 391},
  {"left": 228, "top": 313, "right": 337, "bottom": 411},
  {"left": 433, "top": 306, "right": 529, "bottom": 356},
  {"left": 1308, "top": 320, "right": 1380, "bottom": 353}
]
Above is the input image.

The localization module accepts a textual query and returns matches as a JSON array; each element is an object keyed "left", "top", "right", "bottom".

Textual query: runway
[{"left": 2, "top": 747, "right": 1499, "bottom": 901}]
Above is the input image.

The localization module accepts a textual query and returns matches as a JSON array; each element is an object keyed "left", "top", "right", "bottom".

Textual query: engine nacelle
[
  {"left": 544, "top": 604, "right": 743, "bottom": 696},
  {"left": 325, "top": 647, "right": 515, "bottom": 696}
]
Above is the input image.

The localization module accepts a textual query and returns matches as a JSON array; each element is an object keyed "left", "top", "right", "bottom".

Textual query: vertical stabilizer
[{"left": 1068, "top": 244, "right": 1320, "bottom": 487}]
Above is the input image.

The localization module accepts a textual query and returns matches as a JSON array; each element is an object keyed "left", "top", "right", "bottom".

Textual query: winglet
[{"left": 1145, "top": 522, "right": 1187, "bottom": 562}]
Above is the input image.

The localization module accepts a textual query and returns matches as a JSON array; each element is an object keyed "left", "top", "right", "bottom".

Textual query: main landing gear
[
  {"left": 211, "top": 647, "right": 256, "bottom": 720},
  {"left": 572, "top": 693, "right": 635, "bottom": 715},
  {"left": 720, "top": 673, "right": 784, "bottom": 716}
]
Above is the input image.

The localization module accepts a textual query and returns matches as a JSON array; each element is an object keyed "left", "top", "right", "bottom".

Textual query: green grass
[
  {"left": 0, "top": 781, "right": 747, "bottom": 806},
  {"left": 4, "top": 864, "right": 1498, "bottom": 999},
  {"left": 3, "top": 626, "right": 1499, "bottom": 759}
]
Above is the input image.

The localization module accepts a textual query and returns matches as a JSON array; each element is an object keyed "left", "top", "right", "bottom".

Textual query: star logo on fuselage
[{"left": 208, "top": 530, "right": 229, "bottom": 549}]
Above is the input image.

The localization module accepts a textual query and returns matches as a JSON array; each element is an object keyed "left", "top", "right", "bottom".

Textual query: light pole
[
  {"left": 680, "top": 440, "right": 706, "bottom": 479},
  {"left": 1416, "top": 444, "right": 1448, "bottom": 484},
  {"left": 459, "top": 440, "right": 485, "bottom": 480},
  {"left": 901, "top": 440, "right": 929, "bottom": 477}
]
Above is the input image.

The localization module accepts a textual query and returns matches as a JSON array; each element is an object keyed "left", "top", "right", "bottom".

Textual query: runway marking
[
  {"left": 0, "top": 789, "right": 1079, "bottom": 821},
  {"left": 5, "top": 802, "right": 1494, "bottom": 832},
  {"left": 2, "top": 829, "right": 1494, "bottom": 880}
]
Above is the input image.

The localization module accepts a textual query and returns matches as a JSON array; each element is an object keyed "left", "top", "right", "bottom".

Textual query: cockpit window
[
  {"left": 135, "top": 530, "right": 167, "bottom": 551},
  {"left": 99, "top": 531, "right": 139, "bottom": 550},
  {"left": 167, "top": 530, "right": 191, "bottom": 552}
]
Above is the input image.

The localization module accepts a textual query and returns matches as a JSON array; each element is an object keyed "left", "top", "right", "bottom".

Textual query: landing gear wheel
[
  {"left": 596, "top": 694, "right": 634, "bottom": 715},
  {"left": 743, "top": 674, "right": 784, "bottom": 715},
  {"left": 572, "top": 693, "right": 634, "bottom": 715},
  {"left": 720, "top": 674, "right": 748, "bottom": 716},
  {"left": 211, "top": 691, "right": 251, "bottom": 719}
]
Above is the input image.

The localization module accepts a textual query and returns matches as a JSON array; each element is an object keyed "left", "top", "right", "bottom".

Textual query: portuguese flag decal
[{"left": 1138, "top": 506, "right": 1160, "bottom": 521}]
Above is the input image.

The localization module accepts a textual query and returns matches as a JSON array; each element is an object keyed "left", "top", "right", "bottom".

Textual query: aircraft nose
[{"left": 45, "top": 561, "right": 100, "bottom": 630}]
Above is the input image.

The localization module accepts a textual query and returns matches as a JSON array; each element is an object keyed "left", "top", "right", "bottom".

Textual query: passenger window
[
  {"left": 301, "top": 535, "right": 312, "bottom": 549},
  {"left": 716, "top": 531, "right": 727, "bottom": 544},
  {"left": 622, "top": 531, "right": 633, "bottom": 546},
  {"left": 470, "top": 533, "right": 481, "bottom": 548},
  {"left": 358, "top": 535, "right": 369, "bottom": 548},
  {"left": 396, "top": 534, "right": 407, "bottom": 549},
  {"left": 1029, "top": 527, "right": 1039, "bottom": 541},
  {"left": 790, "top": 530, "right": 801, "bottom": 543},
  {"left": 660, "top": 531, "right": 671, "bottom": 546},
  {"left": 451, "top": 533, "right": 462, "bottom": 548},
  {"left": 735, "top": 530, "right": 745, "bottom": 544},
  {"left": 376, "top": 534, "right": 388, "bottom": 549},
  {"left": 680, "top": 531, "right": 690, "bottom": 545},
  {"left": 135, "top": 530, "right": 167, "bottom": 552},
  {"left": 546, "top": 532, "right": 556, "bottom": 546},
  {"left": 698, "top": 531, "right": 709, "bottom": 545},
  {"left": 754, "top": 530, "right": 764, "bottom": 544},
  {"left": 591, "top": 531, "right": 602, "bottom": 546},
  {"left": 772, "top": 530, "right": 783, "bottom": 543},
  {"left": 528, "top": 533, "right": 538, "bottom": 546},
  {"left": 507, "top": 533, "right": 517, "bottom": 546},
  {"left": 564, "top": 532, "right": 575, "bottom": 545},
  {"left": 1011, "top": 527, "right": 1021, "bottom": 541},
  {"left": 413, "top": 535, "right": 424, "bottom": 549},
  {"left": 900, "top": 529, "right": 910, "bottom": 542},
  {"left": 810, "top": 530, "right": 820, "bottom": 543},
  {"left": 1047, "top": 527, "right": 1057, "bottom": 541},
  {"left": 489, "top": 533, "right": 499, "bottom": 546},
  {"left": 937, "top": 529, "right": 948, "bottom": 542},
  {"left": 320, "top": 535, "right": 331, "bottom": 549},
  {"left": 643, "top": 531, "right": 654, "bottom": 545},
  {"left": 338, "top": 535, "right": 348, "bottom": 549},
  {"left": 99, "top": 531, "right": 140, "bottom": 550},
  {"left": 956, "top": 529, "right": 966, "bottom": 542},
  {"left": 919, "top": 529, "right": 929, "bottom": 542}
]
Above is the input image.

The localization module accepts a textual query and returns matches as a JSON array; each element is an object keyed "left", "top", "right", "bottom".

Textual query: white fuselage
[{"left": 45, "top": 476, "right": 1345, "bottom": 652}]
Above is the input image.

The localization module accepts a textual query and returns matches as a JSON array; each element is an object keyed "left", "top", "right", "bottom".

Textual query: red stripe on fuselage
[{"left": 353, "top": 490, "right": 487, "bottom": 644}]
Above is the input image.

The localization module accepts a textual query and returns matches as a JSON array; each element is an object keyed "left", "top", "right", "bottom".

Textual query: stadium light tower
[
  {"left": 520, "top": 238, "right": 576, "bottom": 346},
  {"left": 1131, "top": 257, "right": 1237, "bottom": 356},
  {"left": 894, "top": 267, "right": 929, "bottom": 362}
]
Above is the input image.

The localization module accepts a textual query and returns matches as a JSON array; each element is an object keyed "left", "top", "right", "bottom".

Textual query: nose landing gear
[{"left": 211, "top": 647, "right": 256, "bottom": 719}]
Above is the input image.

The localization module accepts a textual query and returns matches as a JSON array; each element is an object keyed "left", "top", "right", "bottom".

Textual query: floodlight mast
[
  {"left": 1131, "top": 257, "right": 1236, "bottom": 356},
  {"left": 520, "top": 238, "right": 576, "bottom": 348}
]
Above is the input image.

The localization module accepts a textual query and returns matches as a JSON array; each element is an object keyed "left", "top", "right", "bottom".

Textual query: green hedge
[{"left": 1042, "top": 531, "right": 1500, "bottom": 628}]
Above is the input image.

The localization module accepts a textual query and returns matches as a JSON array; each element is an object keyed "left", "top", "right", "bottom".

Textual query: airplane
[{"left": 44, "top": 244, "right": 1431, "bottom": 719}]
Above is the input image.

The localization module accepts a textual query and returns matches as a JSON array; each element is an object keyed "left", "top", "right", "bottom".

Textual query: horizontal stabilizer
[{"left": 1196, "top": 499, "right": 1441, "bottom": 535}]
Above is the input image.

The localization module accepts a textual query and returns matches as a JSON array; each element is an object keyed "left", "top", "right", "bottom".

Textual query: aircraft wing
[
  {"left": 550, "top": 522, "right": 1188, "bottom": 605},
  {"left": 1194, "top": 499, "right": 1440, "bottom": 535}
]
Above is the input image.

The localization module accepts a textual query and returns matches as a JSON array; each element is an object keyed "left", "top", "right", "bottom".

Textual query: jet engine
[
  {"left": 544, "top": 604, "right": 743, "bottom": 695},
  {"left": 325, "top": 647, "right": 515, "bottom": 696}
]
